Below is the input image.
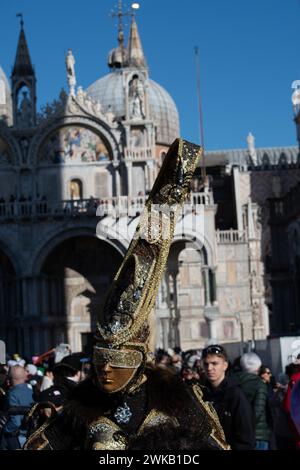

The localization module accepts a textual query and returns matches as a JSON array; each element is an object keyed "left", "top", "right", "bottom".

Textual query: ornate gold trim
[
  {"left": 23, "top": 418, "right": 52, "bottom": 450},
  {"left": 137, "top": 408, "right": 179, "bottom": 436},
  {"left": 86, "top": 416, "right": 127, "bottom": 450}
]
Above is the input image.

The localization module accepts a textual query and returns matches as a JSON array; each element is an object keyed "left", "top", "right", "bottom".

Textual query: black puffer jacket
[
  {"left": 203, "top": 375, "right": 255, "bottom": 450},
  {"left": 236, "top": 371, "right": 271, "bottom": 441}
]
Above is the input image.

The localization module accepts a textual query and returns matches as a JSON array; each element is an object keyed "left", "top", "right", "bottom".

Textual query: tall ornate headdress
[{"left": 94, "top": 138, "right": 202, "bottom": 369}]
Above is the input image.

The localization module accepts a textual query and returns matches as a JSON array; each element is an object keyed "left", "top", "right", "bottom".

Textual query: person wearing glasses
[
  {"left": 258, "top": 365, "right": 276, "bottom": 449},
  {"left": 202, "top": 344, "right": 255, "bottom": 450},
  {"left": 259, "top": 365, "right": 272, "bottom": 386}
]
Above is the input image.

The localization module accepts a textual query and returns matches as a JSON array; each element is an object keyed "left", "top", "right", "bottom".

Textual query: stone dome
[
  {"left": 0, "top": 66, "right": 12, "bottom": 125},
  {"left": 87, "top": 72, "right": 180, "bottom": 145}
]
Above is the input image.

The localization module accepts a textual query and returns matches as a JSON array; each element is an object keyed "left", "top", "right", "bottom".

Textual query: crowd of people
[
  {"left": 155, "top": 346, "right": 300, "bottom": 450},
  {"left": 0, "top": 345, "right": 300, "bottom": 450}
]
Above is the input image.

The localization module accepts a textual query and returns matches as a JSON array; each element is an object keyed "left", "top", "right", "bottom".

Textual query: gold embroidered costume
[{"left": 24, "top": 138, "right": 229, "bottom": 451}]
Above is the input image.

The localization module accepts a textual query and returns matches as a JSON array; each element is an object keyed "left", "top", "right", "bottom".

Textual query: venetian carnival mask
[{"left": 93, "top": 347, "right": 143, "bottom": 394}]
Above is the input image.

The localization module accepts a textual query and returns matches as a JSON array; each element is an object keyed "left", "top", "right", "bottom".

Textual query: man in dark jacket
[
  {"left": 49, "top": 353, "right": 86, "bottom": 402},
  {"left": 202, "top": 345, "right": 255, "bottom": 450}
]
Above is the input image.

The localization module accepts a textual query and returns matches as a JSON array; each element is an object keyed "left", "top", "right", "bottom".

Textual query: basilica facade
[{"left": 0, "top": 12, "right": 299, "bottom": 357}]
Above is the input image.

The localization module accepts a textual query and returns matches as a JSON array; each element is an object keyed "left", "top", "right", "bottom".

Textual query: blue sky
[{"left": 1, "top": 0, "right": 300, "bottom": 150}]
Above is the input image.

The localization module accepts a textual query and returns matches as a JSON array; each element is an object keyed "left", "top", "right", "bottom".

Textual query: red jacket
[{"left": 283, "top": 371, "right": 300, "bottom": 447}]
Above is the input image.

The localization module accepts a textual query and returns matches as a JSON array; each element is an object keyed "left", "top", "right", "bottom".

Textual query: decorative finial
[
  {"left": 16, "top": 13, "right": 24, "bottom": 29},
  {"left": 247, "top": 132, "right": 255, "bottom": 148},
  {"left": 117, "top": 0, "right": 123, "bottom": 42},
  {"left": 247, "top": 132, "right": 257, "bottom": 165},
  {"left": 291, "top": 80, "right": 300, "bottom": 116},
  {"left": 111, "top": 1, "right": 132, "bottom": 67},
  {"left": 111, "top": 1, "right": 130, "bottom": 45}
]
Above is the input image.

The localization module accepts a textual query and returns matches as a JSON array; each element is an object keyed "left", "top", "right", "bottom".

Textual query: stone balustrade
[
  {"left": 216, "top": 229, "right": 247, "bottom": 244},
  {"left": 124, "top": 146, "right": 153, "bottom": 160},
  {"left": 0, "top": 191, "right": 213, "bottom": 222}
]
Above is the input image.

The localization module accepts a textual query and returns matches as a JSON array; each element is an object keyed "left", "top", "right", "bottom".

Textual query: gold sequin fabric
[{"left": 87, "top": 417, "right": 127, "bottom": 450}]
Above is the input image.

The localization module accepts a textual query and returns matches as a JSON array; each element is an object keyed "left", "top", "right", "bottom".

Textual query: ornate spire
[
  {"left": 12, "top": 14, "right": 34, "bottom": 77},
  {"left": 127, "top": 14, "right": 147, "bottom": 69},
  {"left": 11, "top": 14, "right": 37, "bottom": 128}
]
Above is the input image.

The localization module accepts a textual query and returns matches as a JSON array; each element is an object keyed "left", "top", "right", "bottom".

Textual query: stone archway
[
  {"left": 36, "top": 235, "right": 123, "bottom": 353},
  {"left": 156, "top": 239, "right": 211, "bottom": 351},
  {"left": 0, "top": 249, "right": 21, "bottom": 355}
]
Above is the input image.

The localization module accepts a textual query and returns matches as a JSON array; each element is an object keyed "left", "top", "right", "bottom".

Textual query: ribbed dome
[
  {"left": 0, "top": 66, "right": 12, "bottom": 125},
  {"left": 87, "top": 72, "right": 180, "bottom": 145}
]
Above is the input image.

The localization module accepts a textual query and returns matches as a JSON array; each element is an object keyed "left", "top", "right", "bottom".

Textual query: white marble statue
[
  {"left": 247, "top": 132, "right": 257, "bottom": 165},
  {"left": 66, "top": 49, "right": 76, "bottom": 96},
  {"left": 18, "top": 91, "right": 32, "bottom": 127},
  {"left": 129, "top": 76, "right": 145, "bottom": 119}
]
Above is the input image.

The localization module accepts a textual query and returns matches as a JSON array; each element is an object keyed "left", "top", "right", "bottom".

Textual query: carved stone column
[
  {"left": 113, "top": 163, "right": 121, "bottom": 197},
  {"left": 169, "top": 270, "right": 180, "bottom": 348},
  {"left": 160, "top": 317, "right": 170, "bottom": 351},
  {"left": 204, "top": 305, "right": 219, "bottom": 343},
  {"left": 126, "top": 161, "right": 132, "bottom": 197},
  {"left": 202, "top": 266, "right": 211, "bottom": 306},
  {"left": 146, "top": 160, "right": 155, "bottom": 191},
  {"left": 210, "top": 268, "right": 217, "bottom": 304}
]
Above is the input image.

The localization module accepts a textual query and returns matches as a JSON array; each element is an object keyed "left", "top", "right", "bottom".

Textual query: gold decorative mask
[{"left": 93, "top": 347, "right": 143, "bottom": 369}]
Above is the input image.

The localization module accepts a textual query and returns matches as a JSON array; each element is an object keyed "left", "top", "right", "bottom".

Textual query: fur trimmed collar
[{"left": 62, "top": 366, "right": 190, "bottom": 431}]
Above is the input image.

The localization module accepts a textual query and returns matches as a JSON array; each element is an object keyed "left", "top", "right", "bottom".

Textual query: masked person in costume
[{"left": 24, "top": 139, "right": 229, "bottom": 450}]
